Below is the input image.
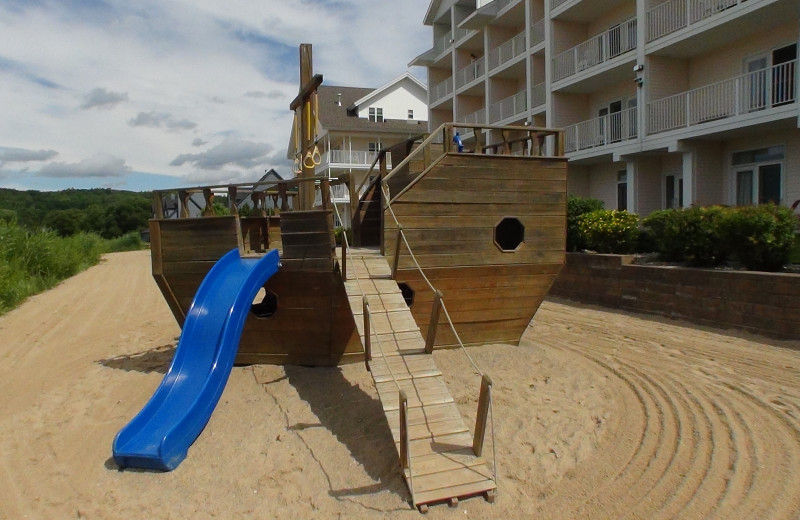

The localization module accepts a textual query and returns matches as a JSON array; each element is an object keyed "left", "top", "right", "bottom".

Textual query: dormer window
[{"left": 369, "top": 107, "right": 384, "bottom": 122}]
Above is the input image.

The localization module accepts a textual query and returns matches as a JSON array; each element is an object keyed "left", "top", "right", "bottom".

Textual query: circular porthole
[
  {"left": 251, "top": 288, "right": 278, "bottom": 318},
  {"left": 494, "top": 217, "right": 525, "bottom": 252}
]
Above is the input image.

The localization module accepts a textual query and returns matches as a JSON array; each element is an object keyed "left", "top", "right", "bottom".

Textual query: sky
[{"left": 0, "top": 0, "right": 431, "bottom": 192}]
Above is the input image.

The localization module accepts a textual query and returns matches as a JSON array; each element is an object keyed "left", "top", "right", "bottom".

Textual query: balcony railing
[
  {"left": 435, "top": 30, "right": 453, "bottom": 54},
  {"left": 647, "top": 59, "right": 797, "bottom": 135},
  {"left": 327, "top": 150, "right": 391, "bottom": 167},
  {"left": 459, "top": 108, "right": 486, "bottom": 125},
  {"left": 489, "top": 91, "right": 527, "bottom": 122},
  {"left": 532, "top": 82, "right": 546, "bottom": 109},
  {"left": 430, "top": 77, "right": 454, "bottom": 104},
  {"left": 552, "top": 18, "right": 637, "bottom": 82},
  {"left": 531, "top": 19, "right": 545, "bottom": 47},
  {"left": 564, "top": 106, "right": 638, "bottom": 153},
  {"left": 488, "top": 31, "right": 526, "bottom": 71},
  {"left": 647, "top": 0, "right": 750, "bottom": 43},
  {"left": 455, "top": 57, "right": 486, "bottom": 89},
  {"left": 457, "top": 108, "right": 486, "bottom": 138},
  {"left": 551, "top": 0, "right": 570, "bottom": 9}
]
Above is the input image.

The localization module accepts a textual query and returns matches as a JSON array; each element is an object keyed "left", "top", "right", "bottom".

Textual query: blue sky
[{"left": 0, "top": 0, "right": 431, "bottom": 192}]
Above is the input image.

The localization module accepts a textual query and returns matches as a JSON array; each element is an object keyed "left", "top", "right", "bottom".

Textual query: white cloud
[
  {"left": 0, "top": 0, "right": 430, "bottom": 190},
  {"left": 170, "top": 138, "right": 273, "bottom": 170},
  {"left": 129, "top": 111, "right": 197, "bottom": 131},
  {"left": 38, "top": 154, "right": 131, "bottom": 178},
  {"left": 0, "top": 146, "right": 58, "bottom": 163},
  {"left": 80, "top": 87, "right": 129, "bottom": 110}
]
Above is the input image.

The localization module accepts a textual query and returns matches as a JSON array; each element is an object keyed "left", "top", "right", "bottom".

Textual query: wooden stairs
[{"left": 343, "top": 247, "right": 496, "bottom": 511}]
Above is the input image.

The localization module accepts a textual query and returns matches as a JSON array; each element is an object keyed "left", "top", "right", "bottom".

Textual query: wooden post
[
  {"left": 501, "top": 129, "right": 512, "bottom": 155},
  {"left": 228, "top": 186, "right": 238, "bottom": 216},
  {"left": 341, "top": 236, "right": 347, "bottom": 281},
  {"left": 320, "top": 178, "right": 330, "bottom": 210},
  {"left": 425, "top": 290, "right": 443, "bottom": 354},
  {"left": 179, "top": 190, "right": 190, "bottom": 218},
  {"left": 399, "top": 390, "right": 409, "bottom": 474},
  {"left": 278, "top": 184, "right": 289, "bottom": 212},
  {"left": 289, "top": 44, "right": 324, "bottom": 211},
  {"left": 363, "top": 296, "right": 371, "bottom": 370},
  {"left": 153, "top": 192, "right": 164, "bottom": 219},
  {"left": 349, "top": 174, "right": 361, "bottom": 247},
  {"left": 391, "top": 225, "right": 403, "bottom": 279},
  {"left": 202, "top": 188, "right": 215, "bottom": 216},
  {"left": 473, "top": 374, "right": 493, "bottom": 457},
  {"left": 475, "top": 129, "right": 484, "bottom": 154},
  {"left": 555, "top": 130, "right": 565, "bottom": 156}
]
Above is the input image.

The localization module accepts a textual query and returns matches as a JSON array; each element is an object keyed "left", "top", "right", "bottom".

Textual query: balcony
[
  {"left": 647, "top": 60, "right": 797, "bottom": 135},
  {"left": 430, "top": 77, "right": 454, "bottom": 105},
  {"left": 457, "top": 108, "right": 486, "bottom": 138},
  {"left": 326, "top": 150, "right": 391, "bottom": 168},
  {"left": 645, "top": 0, "right": 795, "bottom": 57},
  {"left": 455, "top": 57, "right": 486, "bottom": 89},
  {"left": 649, "top": 0, "right": 753, "bottom": 42},
  {"left": 564, "top": 106, "right": 638, "bottom": 153},
  {"left": 488, "top": 31, "right": 526, "bottom": 71},
  {"left": 489, "top": 91, "right": 527, "bottom": 123},
  {"left": 552, "top": 18, "right": 637, "bottom": 83},
  {"left": 531, "top": 19, "right": 545, "bottom": 48},
  {"left": 531, "top": 82, "right": 546, "bottom": 110},
  {"left": 409, "top": 29, "right": 454, "bottom": 67}
]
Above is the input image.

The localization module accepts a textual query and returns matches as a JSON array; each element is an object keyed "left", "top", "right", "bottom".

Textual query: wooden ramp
[{"left": 343, "top": 247, "right": 496, "bottom": 511}]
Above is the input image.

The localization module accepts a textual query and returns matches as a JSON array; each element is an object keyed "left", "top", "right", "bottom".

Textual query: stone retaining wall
[{"left": 549, "top": 253, "right": 800, "bottom": 339}]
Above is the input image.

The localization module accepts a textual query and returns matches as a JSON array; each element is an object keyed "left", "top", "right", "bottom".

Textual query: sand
[{"left": 0, "top": 250, "right": 798, "bottom": 519}]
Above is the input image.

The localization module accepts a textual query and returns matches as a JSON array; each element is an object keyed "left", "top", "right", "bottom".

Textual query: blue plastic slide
[{"left": 112, "top": 248, "right": 280, "bottom": 471}]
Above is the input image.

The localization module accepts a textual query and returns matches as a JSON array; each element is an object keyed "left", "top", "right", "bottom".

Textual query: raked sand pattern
[{"left": 0, "top": 250, "right": 798, "bottom": 519}]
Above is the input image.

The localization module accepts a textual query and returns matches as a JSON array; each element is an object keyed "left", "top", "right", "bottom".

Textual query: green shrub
[
  {"left": 0, "top": 222, "right": 107, "bottom": 313},
  {"left": 567, "top": 196, "right": 604, "bottom": 251},
  {"left": 790, "top": 234, "right": 800, "bottom": 264},
  {"left": 720, "top": 204, "right": 797, "bottom": 271},
  {"left": 576, "top": 209, "right": 640, "bottom": 254},
  {"left": 105, "top": 231, "right": 146, "bottom": 252},
  {"left": 334, "top": 227, "right": 353, "bottom": 247},
  {"left": 0, "top": 209, "right": 17, "bottom": 225},
  {"left": 643, "top": 206, "right": 728, "bottom": 266}
]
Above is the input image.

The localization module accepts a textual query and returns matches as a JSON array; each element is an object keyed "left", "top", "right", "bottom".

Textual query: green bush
[
  {"left": 720, "top": 204, "right": 797, "bottom": 271},
  {"left": 643, "top": 206, "right": 728, "bottom": 266},
  {"left": 567, "top": 196, "right": 604, "bottom": 251},
  {"left": 576, "top": 210, "right": 640, "bottom": 254},
  {"left": 0, "top": 221, "right": 137, "bottom": 313},
  {"left": 334, "top": 226, "right": 353, "bottom": 247},
  {"left": 104, "top": 231, "right": 146, "bottom": 253}
]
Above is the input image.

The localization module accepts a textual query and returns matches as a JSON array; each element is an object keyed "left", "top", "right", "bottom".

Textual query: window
[
  {"left": 617, "top": 170, "right": 627, "bottom": 211},
  {"left": 665, "top": 175, "right": 683, "bottom": 209},
  {"left": 368, "top": 142, "right": 380, "bottom": 153},
  {"left": 369, "top": 107, "right": 384, "bottom": 122},
  {"left": 408, "top": 109, "right": 414, "bottom": 119},
  {"left": 732, "top": 146, "right": 784, "bottom": 206}
]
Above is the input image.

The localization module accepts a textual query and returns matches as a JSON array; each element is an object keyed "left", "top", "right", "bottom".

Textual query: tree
[{"left": 43, "top": 209, "right": 85, "bottom": 237}]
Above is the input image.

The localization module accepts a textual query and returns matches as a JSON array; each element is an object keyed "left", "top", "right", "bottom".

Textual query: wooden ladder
[{"left": 343, "top": 247, "right": 496, "bottom": 512}]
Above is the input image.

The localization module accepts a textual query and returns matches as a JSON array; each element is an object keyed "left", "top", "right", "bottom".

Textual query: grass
[{"left": 0, "top": 223, "right": 146, "bottom": 314}]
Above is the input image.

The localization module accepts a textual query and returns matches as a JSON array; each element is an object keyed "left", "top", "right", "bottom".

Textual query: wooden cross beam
[{"left": 290, "top": 44, "right": 324, "bottom": 211}]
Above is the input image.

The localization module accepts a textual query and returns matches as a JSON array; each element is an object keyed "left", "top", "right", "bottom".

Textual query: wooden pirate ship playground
[{"left": 130, "top": 45, "right": 568, "bottom": 512}]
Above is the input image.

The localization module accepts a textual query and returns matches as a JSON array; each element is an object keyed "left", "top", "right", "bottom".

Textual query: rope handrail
[{"left": 379, "top": 183, "right": 498, "bottom": 485}]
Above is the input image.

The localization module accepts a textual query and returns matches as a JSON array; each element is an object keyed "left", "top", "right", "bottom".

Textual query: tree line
[{"left": 0, "top": 188, "right": 151, "bottom": 238}]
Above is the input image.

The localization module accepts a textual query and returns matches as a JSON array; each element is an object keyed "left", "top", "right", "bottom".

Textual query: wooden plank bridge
[{"left": 343, "top": 246, "right": 496, "bottom": 511}]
